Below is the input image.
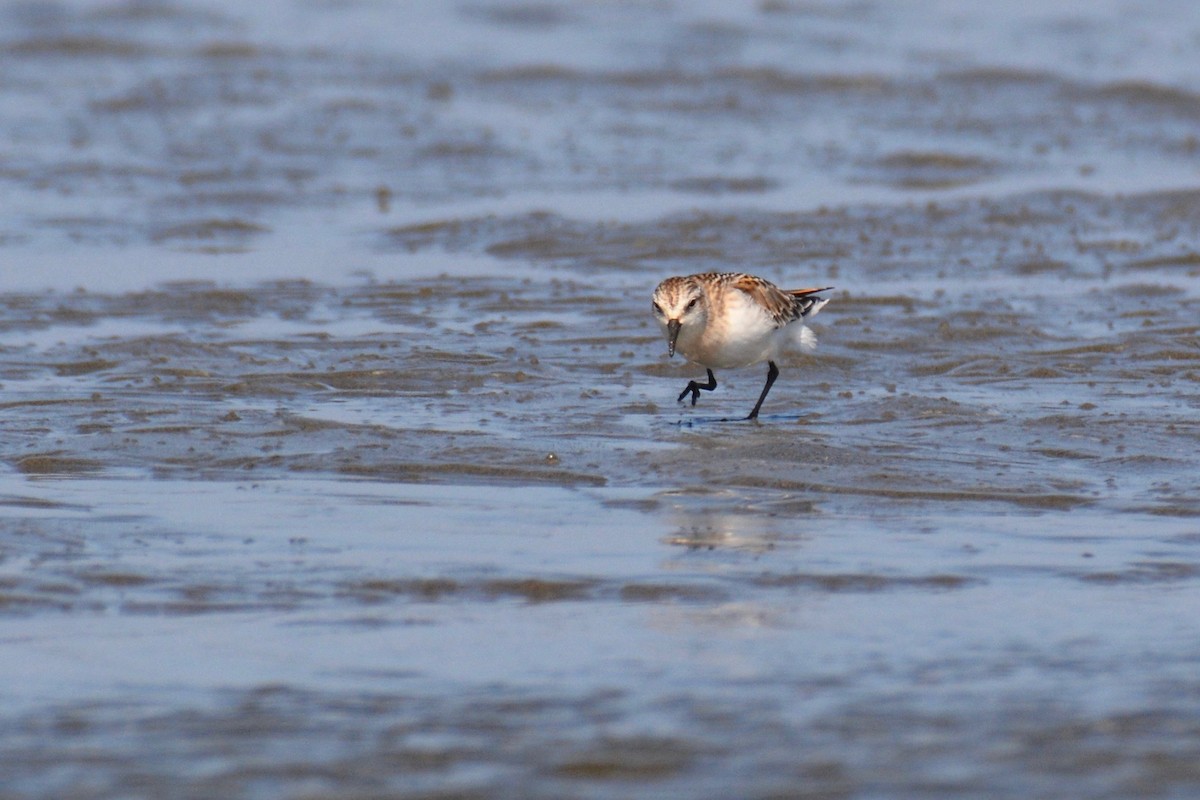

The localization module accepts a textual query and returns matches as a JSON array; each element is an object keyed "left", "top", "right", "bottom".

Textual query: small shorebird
[{"left": 651, "top": 272, "right": 831, "bottom": 420}]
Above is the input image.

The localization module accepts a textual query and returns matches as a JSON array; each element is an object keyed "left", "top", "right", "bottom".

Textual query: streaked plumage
[{"left": 651, "top": 272, "right": 831, "bottom": 420}]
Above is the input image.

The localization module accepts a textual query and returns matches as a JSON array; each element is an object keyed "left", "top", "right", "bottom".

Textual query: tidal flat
[{"left": 2, "top": 1, "right": 1200, "bottom": 797}]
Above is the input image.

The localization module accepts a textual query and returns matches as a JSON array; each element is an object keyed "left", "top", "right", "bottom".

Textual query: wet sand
[{"left": 3, "top": 1, "right": 1200, "bottom": 797}]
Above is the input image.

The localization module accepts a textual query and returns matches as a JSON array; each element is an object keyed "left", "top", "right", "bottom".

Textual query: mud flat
[{"left": 2, "top": 1, "right": 1200, "bottom": 797}]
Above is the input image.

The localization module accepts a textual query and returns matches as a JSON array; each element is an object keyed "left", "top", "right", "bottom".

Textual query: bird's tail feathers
[
  {"left": 802, "top": 296, "right": 831, "bottom": 319},
  {"left": 788, "top": 289, "right": 832, "bottom": 320},
  {"left": 794, "top": 324, "right": 819, "bottom": 353}
]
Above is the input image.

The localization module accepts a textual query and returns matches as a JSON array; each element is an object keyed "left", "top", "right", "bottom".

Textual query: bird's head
[{"left": 651, "top": 276, "right": 707, "bottom": 358}]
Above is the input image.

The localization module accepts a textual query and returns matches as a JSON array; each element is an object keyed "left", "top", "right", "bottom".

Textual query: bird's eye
[
  {"left": 652, "top": 302, "right": 663, "bottom": 315},
  {"left": 686, "top": 298, "right": 698, "bottom": 310}
]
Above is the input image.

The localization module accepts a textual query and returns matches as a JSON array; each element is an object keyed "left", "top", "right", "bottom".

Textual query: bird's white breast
[{"left": 684, "top": 290, "right": 783, "bottom": 369}]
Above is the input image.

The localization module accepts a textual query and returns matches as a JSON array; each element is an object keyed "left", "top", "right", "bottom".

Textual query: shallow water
[{"left": 3, "top": 1, "right": 1200, "bottom": 798}]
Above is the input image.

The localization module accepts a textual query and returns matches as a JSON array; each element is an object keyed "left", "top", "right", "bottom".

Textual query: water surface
[{"left": 3, "top": 1, "right": 1200, "bottom": 797}]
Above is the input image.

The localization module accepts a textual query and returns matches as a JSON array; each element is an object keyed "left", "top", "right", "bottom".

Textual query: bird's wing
[
  {"left": 729, "top": 274, "right": 801, "bottom": 327},
  {"left": 786, "top": 286, "right": 834, "bottom": 319}
]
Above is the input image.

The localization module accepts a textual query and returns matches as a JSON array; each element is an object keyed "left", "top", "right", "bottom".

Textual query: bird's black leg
[
  {"left": 677, "top": 368, "right": 717, "bottom": 406},
  {"left": 746, "top": 361, "right": 779, "bottom": 420}
]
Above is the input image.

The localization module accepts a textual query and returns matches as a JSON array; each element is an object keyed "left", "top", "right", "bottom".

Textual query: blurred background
[{"left": 2, "top": 1, "right": 1200, "bottom": 797}]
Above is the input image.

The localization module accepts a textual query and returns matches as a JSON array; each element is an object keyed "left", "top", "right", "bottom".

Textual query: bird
[{"left": 651, "top": 272, "right": 831, "bottom": 420}]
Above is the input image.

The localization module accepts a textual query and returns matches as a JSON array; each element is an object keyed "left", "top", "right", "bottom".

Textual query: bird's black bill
[{"left": 666, "top": 319, "right": 681, "bottom": 357}]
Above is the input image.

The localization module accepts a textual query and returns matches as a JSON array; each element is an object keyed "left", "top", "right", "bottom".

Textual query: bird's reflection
[{"left": 658, "top": 493, "right": 815, "bottom": 555}]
